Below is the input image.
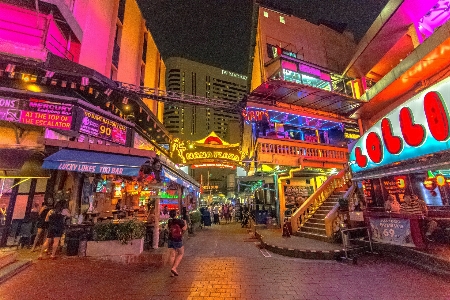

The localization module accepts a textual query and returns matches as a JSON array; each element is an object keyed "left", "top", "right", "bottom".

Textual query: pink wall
[
  {"left": 78, "top": 0, "right": 118, "bottom": 77},
  {"left": 0, "top": 3, "right": 47, "bottom": 47}
]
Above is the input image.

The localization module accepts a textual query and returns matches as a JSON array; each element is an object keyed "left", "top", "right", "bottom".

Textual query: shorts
[{"left": 168, "top": 240, "right": 183, "bottom": 249}]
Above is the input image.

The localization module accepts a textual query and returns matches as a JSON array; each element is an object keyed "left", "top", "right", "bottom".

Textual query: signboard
[
  {"left": 78, "top": 109, "right": 128, "bottom": 145},
  {"left": 0, "top": 97, "right": 72, "bottom": 130},
  {"left": 381, "top": 175, "right": 408, "bottom": 203},
  {"left": 284, "top": 185, "right": 312, "bottom": 208},
  {"left": 350, "top": 77, "right": 450, "bottom": 173},
  {"left": 369, "top": 218, "right": 415, "bottom": 247}
]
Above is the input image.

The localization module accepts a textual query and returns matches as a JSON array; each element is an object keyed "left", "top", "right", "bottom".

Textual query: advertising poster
[
  {"left": 0, "top": 97, "right": 72, "bottom": 130},
  {"left": 381, "top": 175, "right": 409, "bottom": 203},
  {"left": 369, "top": 218, "right": 415, "bottom": 247},
  {"left": 78, "top": 109, "right": 128, "bottom": 145},
  {"left": 284, "top": 185, "right": 312, "bottom": 208}
]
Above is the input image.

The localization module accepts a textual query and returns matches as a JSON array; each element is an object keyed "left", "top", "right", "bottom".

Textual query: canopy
[{"left": 42, "top": 149, "right": 150, "bottom": 176}]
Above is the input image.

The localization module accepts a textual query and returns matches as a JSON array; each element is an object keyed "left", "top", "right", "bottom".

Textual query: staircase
[
  {"left": 0, "top": 250, "right": 31, "bottom": 283},
  {"left": 296, "top": 190, "right": 346, "bottom": 241}
]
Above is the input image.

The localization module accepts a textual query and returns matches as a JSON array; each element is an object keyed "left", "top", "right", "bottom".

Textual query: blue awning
[{"left": 42, "top": 149, "right": 150, "bottom": 176}]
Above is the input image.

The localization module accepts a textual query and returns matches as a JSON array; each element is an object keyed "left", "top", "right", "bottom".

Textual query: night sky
[{"left": 138, "top": 0, "right": 389, "bottom": 74}]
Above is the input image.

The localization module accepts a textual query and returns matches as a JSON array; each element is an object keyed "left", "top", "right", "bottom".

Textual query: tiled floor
[{"left": 0, "top": 222, "right": 449, "bottom": 300}]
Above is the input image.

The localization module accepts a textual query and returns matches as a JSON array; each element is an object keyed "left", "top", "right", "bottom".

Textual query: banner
[
  {"left": 284, "top": 185, "right": 312, "bottom": 208},
  {"left": 369, "top": 218, "right": 415, "bottom": 247},
  {"left": 0, "top": 97, "right": 72, "bottom": 130}
]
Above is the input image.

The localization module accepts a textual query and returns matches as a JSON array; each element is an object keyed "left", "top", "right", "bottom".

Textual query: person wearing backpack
[{"left": 167, "top": 209, "right": 187, "bottom": 276}]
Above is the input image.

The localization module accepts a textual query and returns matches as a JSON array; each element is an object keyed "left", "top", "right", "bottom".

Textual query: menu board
[
  {"left": 78, "top": 109, "right": 128, "bottom": 145},
  {"left": 362, "top": 179, "right": 375, "bottom": 205},
  {"left": 0, "top": 97, "right": 72, "bottom": 130},
  {"left": 284, "top": 185, "right": 313, "bottom": 208}
]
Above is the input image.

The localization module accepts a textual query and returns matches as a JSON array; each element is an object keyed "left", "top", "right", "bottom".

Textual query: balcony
[
  {"left": 256, "top": 137, "right": 348, "bottom": 169},
  {"left": 0, "top": 3, "right": 78, "bottom": 62}
]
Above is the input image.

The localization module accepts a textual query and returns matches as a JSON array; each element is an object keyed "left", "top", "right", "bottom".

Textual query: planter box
[{"left": 86, "top": 238, "right": 144, "bottom": 257}]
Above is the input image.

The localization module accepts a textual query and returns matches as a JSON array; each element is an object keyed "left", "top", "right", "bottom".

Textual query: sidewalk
[
  {"left": 255, "top": 227, "right": 345, "bottom": 260},
  {"left": 255, "top": 226, "right": 450, "bottom": 276}
]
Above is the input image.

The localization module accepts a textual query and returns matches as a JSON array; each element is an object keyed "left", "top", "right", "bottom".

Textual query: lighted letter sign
[
  {"left": 350, "top": 77, "right": 450, "bottom": 173},
  {"left": 242, "top": 109, "right": 270, "bottom": 122}
]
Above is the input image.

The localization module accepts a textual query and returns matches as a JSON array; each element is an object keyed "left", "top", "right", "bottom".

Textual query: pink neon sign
[{"left": 418, "top": 0, "right": 450, "bottom": 39}]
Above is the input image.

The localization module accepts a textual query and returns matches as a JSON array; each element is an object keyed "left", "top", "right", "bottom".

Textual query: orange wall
[{"left": 117, "top": 0, "right": 145, "bottom": 85}]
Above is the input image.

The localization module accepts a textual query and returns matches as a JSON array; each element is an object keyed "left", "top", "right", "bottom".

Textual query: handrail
[
  {"left": 257, "top": 137, "right": 348, "bottom": 166},
  {"left": 291, "top": 169, "right": 347, "bottom": 233},
  {"left": 324, "top": 184, "right": 355, "bottom": 237}
]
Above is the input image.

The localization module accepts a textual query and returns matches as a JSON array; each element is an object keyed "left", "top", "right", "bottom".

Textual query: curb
[
  {"left": 0, "top": 259, "right": 32, "bottom": 284},
  {"left": 255, "top": 231, "right": 343, "bottom": 260}
]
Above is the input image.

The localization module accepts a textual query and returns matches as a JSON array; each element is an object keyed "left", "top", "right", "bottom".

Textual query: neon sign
[
  {"left": 0, "top": 97, "right": 72, "bottom": 130},
  {"left": 350, "top": 77, "right": 450, "bottom": 172},
  {"left": 418, "top": 0, "right": 450, "bottom": 40},
  {"left": 79, "top": 109, "right": 128, "bottom": 145},
  {"left": 242, "top": 109, "right": 269, "bottom": 122},
  {"left": 192, "top": 163, "right": 236, "bottom": 169}
]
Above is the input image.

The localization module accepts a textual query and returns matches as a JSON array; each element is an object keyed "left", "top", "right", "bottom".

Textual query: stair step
[
  {"left": 296, "top": 231, "right": 331, "bottom": 242},
  {"left": 305, "top": 222, "right": 325, "bottom": 229},
  {"left": 301, "top": 226, "right": 326, "bottom": 235},
  {"left": 307, "top": 217, "right": 325, "bottom": 223},
  {"left": 0, "top": 259, "right": 32, "bottom": 284}
]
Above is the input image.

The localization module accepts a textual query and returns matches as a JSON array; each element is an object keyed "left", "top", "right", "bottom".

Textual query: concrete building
[
  {"left": 0, "top": 0, "right": 199, "bottom": 247},
  {"left": 163, "top": 57, "right": 248, "bottom": 144}
]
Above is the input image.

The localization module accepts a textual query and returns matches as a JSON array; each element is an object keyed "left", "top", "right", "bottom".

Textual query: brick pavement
[{"left": 0, "top": 222, "right": 449, "bottom": 300}]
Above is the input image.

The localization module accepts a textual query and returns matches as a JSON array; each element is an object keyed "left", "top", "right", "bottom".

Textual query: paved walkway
[{"left": 0, "top": 222, "right": 449, "bottom": 299}]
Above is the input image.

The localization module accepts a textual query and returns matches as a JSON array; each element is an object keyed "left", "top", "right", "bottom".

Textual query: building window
[
  {"left": 142, "top": 33, "right": 148, "bottom": 63},
  {"left": 264, "top": 11, "right": 268, "bottom": 18},
  {"left": 280, "top": 16, "right": 285, "bottom": 24},
  {"left": 118, "top": 0, "right": 126, "bottom": 24}
]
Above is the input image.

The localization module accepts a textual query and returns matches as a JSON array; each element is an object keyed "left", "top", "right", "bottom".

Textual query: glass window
[
  {"left": 280, "top": 16, "right": 285, "bottom": 24},
  {"left": 264, "top": 11, "right": 268, "bottom": 18}
]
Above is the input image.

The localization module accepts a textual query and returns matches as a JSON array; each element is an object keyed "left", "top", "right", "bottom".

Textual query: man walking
[{"left": 168, "top": 209, "right": 187, "bottom": 276}]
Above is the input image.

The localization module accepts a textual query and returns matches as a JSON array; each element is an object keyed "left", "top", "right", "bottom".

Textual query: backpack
[{"left": 169, "top": 220, "right": 183, "bottom": 240}]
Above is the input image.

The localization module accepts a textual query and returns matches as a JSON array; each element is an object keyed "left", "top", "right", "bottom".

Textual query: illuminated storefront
[{"left": 350, "top": 77, "right": 450, "bottom": 248}]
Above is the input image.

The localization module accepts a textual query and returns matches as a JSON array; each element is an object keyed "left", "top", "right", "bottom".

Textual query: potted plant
[{"left": 86, "top": 220, "right": 146, "bottom": 257}]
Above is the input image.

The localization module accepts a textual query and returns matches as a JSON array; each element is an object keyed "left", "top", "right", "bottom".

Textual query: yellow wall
[
  {"left": 0, "top": 126, "right": 44, "bottom": 149},
  {"left": 250, "top": 18, "right": 264, "bottom": 92},
  {"left": 143, "top": 30, "right": 166, "bottom": 122}
]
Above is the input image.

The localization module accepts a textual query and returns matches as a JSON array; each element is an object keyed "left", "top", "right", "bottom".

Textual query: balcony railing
[{"left": 256, "top": 137, "right": 348, "bottom": 168}]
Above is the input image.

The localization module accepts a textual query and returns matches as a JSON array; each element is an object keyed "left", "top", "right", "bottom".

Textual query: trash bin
[{"left": 66, "top": 236, "right": 80, "bottom": 256}]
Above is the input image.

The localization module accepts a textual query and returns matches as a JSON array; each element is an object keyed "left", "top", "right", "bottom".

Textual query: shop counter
[{"left": 364, "top": 211, "right": 426, "bottom": 249}]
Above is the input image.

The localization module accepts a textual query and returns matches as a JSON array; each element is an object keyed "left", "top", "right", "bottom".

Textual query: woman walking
[{"left": 38, "top": 202, "right": 65, "bottom": 259}]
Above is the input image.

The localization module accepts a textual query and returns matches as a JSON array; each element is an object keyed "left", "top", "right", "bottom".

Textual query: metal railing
[
  {"left": 290, "top": 169, "right": 349, "bottom": 233},
  {"left": 116, "top": 82, "right": 244, "bottom": 112},
  {"left": 257, "top": 137, "right": 348, "bottom": 164},
  {"left": 324, "top": 184, "right": 355, "bottom": 237}
]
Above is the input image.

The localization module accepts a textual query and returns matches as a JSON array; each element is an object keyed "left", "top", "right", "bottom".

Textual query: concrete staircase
[
  {"left": 0, "top": 250, "right": 32, "bottom": 283},
  {"left": 296, "top": 190, "right": 346, "bottom": 241}
]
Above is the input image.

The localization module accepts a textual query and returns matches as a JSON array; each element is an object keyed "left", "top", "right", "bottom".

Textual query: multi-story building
[
  {"left": 164, "top": 57, "right": 248, "bottom": 143},
  {"left": 345, "top": 0, "right": 450, "bottom": 249},
  {"left": 0, "top": 0, "right": 198, "bottom": 247},
  {"left": 163, "top": 57, "right": 249, "bottom": 197},
  {"left": 243, "top": 4, "right": 364, "bottom": 230}
]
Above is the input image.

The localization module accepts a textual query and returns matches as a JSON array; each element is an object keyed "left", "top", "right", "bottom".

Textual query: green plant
[
  {"left": 189, "top": 209, "right": 202, "bottom": 224},
  {"left": 92, "top": 220, "right": 146, "bottom": 244}
]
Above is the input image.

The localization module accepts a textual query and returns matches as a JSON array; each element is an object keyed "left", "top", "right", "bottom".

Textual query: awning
[
  {"left": 161, "top": 166, "right": 200, "bottom": 191},
  {"left": 351, "top": 152, "right": 450, "bottom": 181},
  {"left": 42, "top": 149, "right": 150, "bottom": 176}
]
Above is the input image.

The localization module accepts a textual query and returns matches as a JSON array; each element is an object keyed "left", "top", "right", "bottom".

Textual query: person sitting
[{"left": 400, "top": 195, "right": 423, "bottom": 216}]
